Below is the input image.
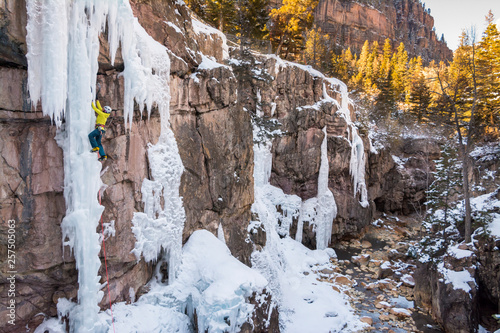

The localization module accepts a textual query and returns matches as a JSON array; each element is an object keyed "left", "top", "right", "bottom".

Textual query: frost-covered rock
[{"left": 414, "top": 250, "right": 479, "bottom": 333}]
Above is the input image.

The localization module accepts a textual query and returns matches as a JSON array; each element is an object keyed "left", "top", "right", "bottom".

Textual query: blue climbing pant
[{"left": 88, "top": 128, "right": 106, "bottom": 157}]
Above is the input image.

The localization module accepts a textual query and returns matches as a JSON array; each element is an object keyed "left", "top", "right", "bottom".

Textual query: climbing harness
[{"left": 99, "top": 190, "right": 116, "bottom": 333}]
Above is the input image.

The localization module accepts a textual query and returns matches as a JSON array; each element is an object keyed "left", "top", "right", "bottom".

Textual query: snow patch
[
  {"left": 447, "top": 244, "right": 474, "bottom": 259},
  {"left": 164, "top": 21, "right": 183, "bottom": 35},
  {"left": 109, "top": 230, "right": 267, "bottom": 333},
  {"left": 191, "top": 17, "right": 229, "bottom": 59},
  {"left": 198, "top": 54, "right": 228, "bottom": 71},
  {"left": 438, "top": 262, "right": 475, "bottom": 294}
]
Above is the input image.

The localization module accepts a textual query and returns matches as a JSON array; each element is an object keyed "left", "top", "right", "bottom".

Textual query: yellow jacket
[{"left": 92, "top": 100, "right": 110, "bottom": 126}]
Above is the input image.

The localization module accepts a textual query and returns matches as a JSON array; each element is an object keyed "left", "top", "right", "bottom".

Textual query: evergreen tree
[
  {"left": 303, "top": 27, "right": 330, "bottom": 71},
  {"left": 186, "top": 0, "right": 207, "bottom": 19},
  {"left": 374, "top": 67, "right": 396, "bottom": 118},
  {"left": 408, "top": 57, "right": 431, "bottom": 121},
  {"left": 391, "top": 42, "right": 409, "bottom": 102},
  {"left": 476, "top": 11, "right": 500, "bottom": 138},
  {"left": 379, "top": 39, "right": 392, "bottom": 80},
  {"left": 187, "top": 0, "right": 269, "bottom": 39},
  {"left": 205, "top": 0, "right": 238, "bottom": 33},
  {"left": 434, "top": 29, "right": 480, "bottom": 243},
  {"left": 365, "top": 40, "right": 380, "bottom": 93},
  {"left": 331, "top": 51, "right": 348, "bottom": 82},
  {"left": 420, "top": 142, "right": 463, "bottom": 260},
  {"left": 426, "top": 142, "right": 463, "bottom": 237},
  {"left": 331, "top": 47, "right": 356, "bottom": 83},
  {"left": 353, "top": 40, "right": 371, "bottom": 89},
  {"left": 237, "top": 0, "right": 269, "bottom": 40},
  {"left": 269, "top": 0, "right": 318, "bottom": 60},
  {"left": 409, "top": 75, "right": 431, "bottom": 122}
]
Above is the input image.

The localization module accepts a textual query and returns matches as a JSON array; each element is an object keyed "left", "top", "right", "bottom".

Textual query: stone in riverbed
[
  {"left": 352, "top": 254, "right": 371, "bottom": 265},
  {"left": 335, "top": 275, "right": 354, "bottom": 287},
  {"left": 390, "top": 307, "right": 412, "bottom": 318},
  {"left": 401, "top": 274, "right": 415, "bottom": 287},
  {"left": 375, "top": 301, "right": 392, "bottom": 309},
  {"left": 361, "top": 240, "right": 372, "bottom": 248}
]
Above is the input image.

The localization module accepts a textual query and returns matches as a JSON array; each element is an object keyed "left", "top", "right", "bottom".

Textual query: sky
[{"left": 424, "top": 0, "right": 500, "bottom": 50}]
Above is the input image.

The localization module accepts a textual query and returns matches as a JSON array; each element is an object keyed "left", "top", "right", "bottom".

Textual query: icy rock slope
[
  {"left": 250, "top": 118, "right": 365, "bottom": 332},
  {"left": 250, "top": 81, "right": 366, "bottom": 331}
]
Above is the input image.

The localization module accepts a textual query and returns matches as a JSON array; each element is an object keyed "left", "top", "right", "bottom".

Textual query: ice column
[
  {"left": 250, "top": 134, "right": 288, "bottom": 300},
  {"left": 314, "top": 127, "right": 337, "bottom": 249},
  {"left": 329, "top": 78, "right": 369, "bottom": 208},
  {"left": 295, "top": 127, "right": 337, "bottom": 249},
  {"left": 26, "top": 1, "right": 111, "bottom": 331}
]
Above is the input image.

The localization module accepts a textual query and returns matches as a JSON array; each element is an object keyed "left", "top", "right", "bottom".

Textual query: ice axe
[{"left": 91, "top": 82, "right": 102, "bottom": 100}]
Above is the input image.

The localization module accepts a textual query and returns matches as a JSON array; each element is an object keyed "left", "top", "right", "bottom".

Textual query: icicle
[
  {"left": 217, "top": 223, "right": 226, "bottom": 244},
  {"left": 294, "top": 127, "right": 336, "bottom": 249},
  {"left": 327, "top": 78, "right": 369, "bottom": 208},
  {"left": 26, "top": 0, "right": 68, "bottom": 125},
  {"left": 315, "top": 127, "right": 337, "bottom": 249}
]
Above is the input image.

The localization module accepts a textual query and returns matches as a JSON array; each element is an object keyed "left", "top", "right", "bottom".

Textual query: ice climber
[{"left": 89, "top": 100, "right": 111, "bottom": 161}]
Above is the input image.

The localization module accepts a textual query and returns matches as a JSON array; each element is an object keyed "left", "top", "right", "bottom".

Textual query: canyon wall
[
  {"left": 315, "top": 0, "right": 453, "bottom": 63},
  {"left": 0, "top": 0, "right": 438, "bottom": 331}
]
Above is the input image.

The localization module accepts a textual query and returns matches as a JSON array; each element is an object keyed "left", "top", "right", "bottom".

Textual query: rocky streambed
[{"left": 314, "top": 215, "right": 444, "bottom": 332}]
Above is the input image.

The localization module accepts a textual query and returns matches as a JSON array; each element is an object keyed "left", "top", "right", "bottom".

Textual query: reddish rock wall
[
  {"left": 315, "top": 0, "right": 453, "bottom": 63},
  {"left": 0, "top": 1, "right": 457, "bottom": 332}
]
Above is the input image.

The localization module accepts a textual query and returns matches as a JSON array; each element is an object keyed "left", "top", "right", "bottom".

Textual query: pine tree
[
  {"left": 379, "top": 39, "right": 392, "bottom": 80},
  {"left": 365, "top": 40, "right": 380, "bottom": 93},
  {"left": 476, "top": 11, "right": 500, "bottom": 138},
  {"left": 426, "top": 143, "right": 463, "bottom": 242},
  {"left": 434, "top": 29, "right": 480, "bottom": 243},
  {"left": 421, "top": 142, "right": 463, "bottom": 259},
  {"left": 186, "top": 0, "right": 207, "bottom": 19},
  {"left": 331, "top": 51, "right": 348, "bottom": 81},
  {"left": 353, "top": 40, "right": 371, "bottom": 89},
  {"left": 391, "top": 42, "right": 409, "bottom": 102},
  {"left": 374, "top": 67, "right": 396, "bottom": 118},
  {"left": 304, "top": 27, "right": 330, "bottom": 71},
  {"left": 408, "top": 57, "right": 431, "bottom": 121},
  {"left": 205, "top": 0, "right": 238, "bottom": 33},
  {"left": 237, "top": 0, "right": 269, "bottom": 40},
  {"left": 331, "top": 47, "right": 356, "bottom": 83},
  {"left": 269, "top": 0, "right": 318, "bottom": 60}
]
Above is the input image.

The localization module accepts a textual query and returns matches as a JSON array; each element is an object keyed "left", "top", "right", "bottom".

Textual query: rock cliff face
[
  {"left": 368, "top": 137, "right": 440, "bottom": 215},
  {"left": 315, "top": 0, "right": 453, "bottom": 63},
  {"left": 0, "top": 0, "right": 259, "bottom": 331},
  {"left": 0, "top": 0, "right": 448, "bottom": 332}
]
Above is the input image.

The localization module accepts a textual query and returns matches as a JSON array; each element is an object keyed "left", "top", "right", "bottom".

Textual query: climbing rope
[{"left": 99, "top": 190, "right": 116, "bottom": 333}]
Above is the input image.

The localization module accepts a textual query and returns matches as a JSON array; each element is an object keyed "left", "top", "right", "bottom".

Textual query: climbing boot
[
  {"left": 98, "top": 155, "right": 107, "bottom": 161},
  {"left": 91, "top": 147, "right": 99, "bottom": 153}
]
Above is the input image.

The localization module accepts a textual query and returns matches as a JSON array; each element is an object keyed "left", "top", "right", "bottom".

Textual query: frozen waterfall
[{"left": 26, "top": 0, "right": 185, "bottom": 331}]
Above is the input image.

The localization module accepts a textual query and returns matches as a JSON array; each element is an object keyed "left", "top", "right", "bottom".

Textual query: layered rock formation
[
  {"left": 0, "top": 0, "right": 259, "bottom": 331},
  {"left": 315, "top": 0, "right": 453, "bottom": 63},
  {"left": 0, "top": 1, "right": 467, "bottom": 333},
  {"left": 413, "top": 244, "right": 480, "bottom": 333},
  {"left": 368, "top": 137, "right": 440, "bottom": 215}
]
